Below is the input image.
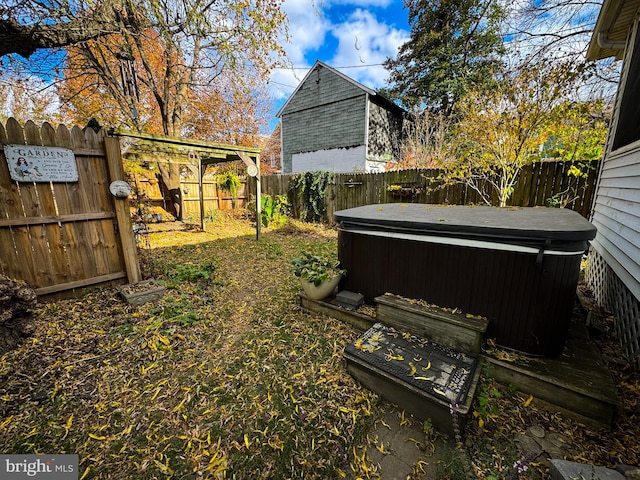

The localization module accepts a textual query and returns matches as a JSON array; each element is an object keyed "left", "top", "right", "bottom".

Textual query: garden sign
[{"left": 4, "top": 144, "right": 78, "bottom": 182}]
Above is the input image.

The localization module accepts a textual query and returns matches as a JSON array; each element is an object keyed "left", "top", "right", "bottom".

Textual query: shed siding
[
  {"left": 590, "top": 143, "right": 640, "bottom": 299},
  {"left": 367, "top": 98, "right": 404, "bottom": 161},
  {"left": 292, "top": 146, "right": 366, "bottom": 173},
  {"left": 280, "top": 63, "right": 377, "bottom": 173},
  {"left": 281, "top": 95, "right": 367, "bottom": 172},
  {"left": 282, "top": 65, "right": 368, "bottom": 115}
]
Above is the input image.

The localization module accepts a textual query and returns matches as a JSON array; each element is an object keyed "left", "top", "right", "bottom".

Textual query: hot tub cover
[{"left": 334, "top": 204, "right": 596, "bottom": 252}]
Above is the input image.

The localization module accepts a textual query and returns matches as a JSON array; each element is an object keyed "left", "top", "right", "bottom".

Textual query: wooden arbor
[{"left": 112, "top": 130, "right": 262, "bottom": 238}]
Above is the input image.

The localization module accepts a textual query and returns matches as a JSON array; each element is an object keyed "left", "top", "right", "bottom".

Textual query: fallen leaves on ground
[
  {"left": 0, "top": 218, "right": 381, "bottom": 479},
  {"left": 1, "top": 215, "right": 639, "bottom": 480},
  {"left": 463, "top": 307, "right": 640, "bottom": 480}
]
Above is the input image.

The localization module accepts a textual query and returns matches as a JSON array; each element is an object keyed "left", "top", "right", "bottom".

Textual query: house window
[{"left": 612, "top": 22, "right": 640, "bottom": 150}]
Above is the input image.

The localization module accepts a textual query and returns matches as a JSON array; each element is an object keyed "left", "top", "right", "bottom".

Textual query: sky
[
  {"left": 267, "top": 0, "right": 411, "bottom": 121},
  {"left": 264, "top": 0, "right": 607, "bottom": 129}
]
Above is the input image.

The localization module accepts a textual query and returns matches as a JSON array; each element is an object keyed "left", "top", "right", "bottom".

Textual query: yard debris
[
  {"left": 465, "top": 306, "right": 640, "bottom": 479},
  {"left": 0, "top": 218, "right": 381, "bottom": 479},
  {"left": 0, "top": 217, "right": 638, "bottom": 480},
  {"left": 0, "top": 275, "right": 37, "bottom": 355}
]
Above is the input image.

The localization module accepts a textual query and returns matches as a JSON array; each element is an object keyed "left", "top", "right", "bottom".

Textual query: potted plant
[{"left": 291, "top": 252, "right": 346, "bottom": 300}]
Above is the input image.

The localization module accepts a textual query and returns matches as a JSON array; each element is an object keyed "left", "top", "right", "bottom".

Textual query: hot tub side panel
[{"left": 338, "top": 230, "right": 582, "bottom": 356}]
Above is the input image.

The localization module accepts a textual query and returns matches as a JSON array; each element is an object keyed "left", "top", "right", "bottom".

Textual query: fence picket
[
  {"left": 0, "top": 119, "right": 132, "bottom": 296},
  {"left": 2, "top": 119, "right": 44, "bottom": 286},
  {"left": 257, "top": 163, "right": 599, "bottom": 223}
]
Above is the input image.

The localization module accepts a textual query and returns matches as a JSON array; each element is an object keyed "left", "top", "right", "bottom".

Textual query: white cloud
[
  {"left": 268, "top": 0, "right": 409, "bottom": 115},
  {"left": 329, "top": 8, "right": 408, "bottom": 88},
  {"left": 268, "top": 0, "right": 330, "bottom": 103},
  {"left": 281, "top": 0, "right": 331, "bottom": 65},
  {"left": 328, "top": 0, "right": 395, "bottom": 7}
]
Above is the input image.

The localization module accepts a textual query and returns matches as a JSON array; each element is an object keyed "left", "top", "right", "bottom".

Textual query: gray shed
[{"left": 276, "top": 60, "right": 408, "bottom": 174}]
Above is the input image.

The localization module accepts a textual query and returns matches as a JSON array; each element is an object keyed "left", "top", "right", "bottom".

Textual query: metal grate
[
  {"left": 586, "top": 247, "right": 640, "bottom": 369},
  {"left": 345, "top": 323, "right": 477, "bottom": 406}
]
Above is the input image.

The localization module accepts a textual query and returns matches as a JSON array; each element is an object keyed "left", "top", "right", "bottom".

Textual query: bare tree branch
[{"left": 0, "top": 1, "right": 128, "bottom": 58}]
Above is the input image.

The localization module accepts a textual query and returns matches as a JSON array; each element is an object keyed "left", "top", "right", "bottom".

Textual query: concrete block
[
  {"left": 549, "top": 459, "right": 625, "bottom": 480},
  {"left": 335, "top": 290, "right": 364, "bottom": 310}
]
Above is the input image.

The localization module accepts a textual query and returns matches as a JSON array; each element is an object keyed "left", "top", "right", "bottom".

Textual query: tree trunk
[
  {"left": 0, "top": 1, "right": 128, "bottom": 58},
  {"left": 158, "top": 163, "right": 183, "bottom": 221}
]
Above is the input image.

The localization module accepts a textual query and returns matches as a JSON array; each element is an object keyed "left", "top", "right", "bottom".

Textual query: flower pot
[{"left": 300, "top": 274, "right": 341, "bottom": 300}]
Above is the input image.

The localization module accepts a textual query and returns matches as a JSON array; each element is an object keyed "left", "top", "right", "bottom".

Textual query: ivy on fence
[{"left": 289, "top": 171, "right": 335, "bottom": 223}]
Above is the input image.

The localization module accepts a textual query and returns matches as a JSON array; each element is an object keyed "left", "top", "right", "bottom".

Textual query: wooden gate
[{"left": 0, "top": 119, "right": 140, "bottom": 297}]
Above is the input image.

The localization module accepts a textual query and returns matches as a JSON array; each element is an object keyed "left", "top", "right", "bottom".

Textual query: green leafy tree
[
  {"left": 443, "top": 62, "right": 598, "bottom": 207},
  {"left": 384, "top": 0, "right": 505, "bottom": 114},
  {"left": 543, "top": 99, "right": 608, "bottom": 162},
  {"left": 541, "top": 98, "right": 608, "bottom": 208}
]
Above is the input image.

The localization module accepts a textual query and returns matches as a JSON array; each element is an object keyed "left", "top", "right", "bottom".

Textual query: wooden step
[
  {"left": 344, "top": 323, "right": 481, "bottom": 437},
  {"left": 375, "top": 293, "right": 489, "bottom": 356},
  {"left": 299, "top": 293, "right": 619, "bottom": 428}
]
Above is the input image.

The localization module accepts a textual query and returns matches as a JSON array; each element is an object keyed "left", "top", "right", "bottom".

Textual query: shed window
[{"left": 612, "top": 23, "right": 640, "bottom": 151}]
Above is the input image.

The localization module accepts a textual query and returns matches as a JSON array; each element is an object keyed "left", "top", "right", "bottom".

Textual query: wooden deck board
[
  {"left": 482, "top": 320, "right": 620, "bottom": 427},
  {"left": 300, "top": 294, "right": 620, "bottom": 428}
]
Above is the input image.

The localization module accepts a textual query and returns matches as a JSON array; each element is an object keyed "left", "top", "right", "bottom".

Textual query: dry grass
[
  {"left": 1, "top": 215, "right": 638, "bottom": 479},
  {"left": 0, "top": 217, "right": 381, "bottom": 479}
]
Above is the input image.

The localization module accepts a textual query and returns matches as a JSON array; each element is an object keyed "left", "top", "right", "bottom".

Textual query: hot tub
[{"left": 335, "top": 204, "right": 597, "bottom": 357}]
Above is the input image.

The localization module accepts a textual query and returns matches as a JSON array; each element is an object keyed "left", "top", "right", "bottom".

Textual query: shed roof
[
  {"left": 587, "top": 0, "right": 640, "bottom": 60},
  {"left": 275, "top": 60, "right": 406, "bottom": 118}
]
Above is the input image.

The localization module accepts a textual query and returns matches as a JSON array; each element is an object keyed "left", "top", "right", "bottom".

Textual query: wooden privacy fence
[
  {"left": 0, "top": 119, "right": 140, "bottom": 297},
  {"left": 255, "top": 161, "right": 599, "bottom": 222},
  {"left": 133, "top": 174, "right": 250, "bottom": 219}
]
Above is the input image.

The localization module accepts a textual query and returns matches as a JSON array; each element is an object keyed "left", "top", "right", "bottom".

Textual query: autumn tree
[
  {"left": 443, "top": 61, "right": 597, "bottom": 207},
  {"left": 58, "top": 31, "right": 164, "bottom": 133},
  {"left": 259, "top": 122, "right": 282, "bottom": 175},
  {"left": 2, "top": 0, "right": 287, "bottom": 220},
  {"left": 0, "top": 72, "right": 61, "bottom": 125},
  {"left": 384, "top": 0, "right": 505, "bottom": 114},
  {"left": 394, "top": 109, "right": 453, "bottom": 170},
  {"left": 185, "top": 70, "right": 272, "bottom": 147}
]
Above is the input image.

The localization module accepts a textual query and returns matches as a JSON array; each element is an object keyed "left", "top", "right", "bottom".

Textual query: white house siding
[
  {"left": 586, "top": 0, "right": 640, "bottom": 368},
  {"left": 590, "top": 143, "right": 640, "bottom": 300},
  {"left": 292, "top": 146, "right": 367, "bottom": 173}
]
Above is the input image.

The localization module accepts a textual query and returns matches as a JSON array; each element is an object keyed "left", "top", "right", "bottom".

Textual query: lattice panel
[
  {"left": 585, "top": 248, "right": 614, "bottom": 309},
  {"left": 615, "top": 288, "right": 640, "bottom": 369},
  {"left": 586, "top": 248, "right": 640, "bottom": 369}
]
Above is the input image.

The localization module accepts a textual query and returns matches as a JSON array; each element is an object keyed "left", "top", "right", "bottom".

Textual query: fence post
[{"left": 104, "top": 136, "right": 142, "bottom": 284}]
